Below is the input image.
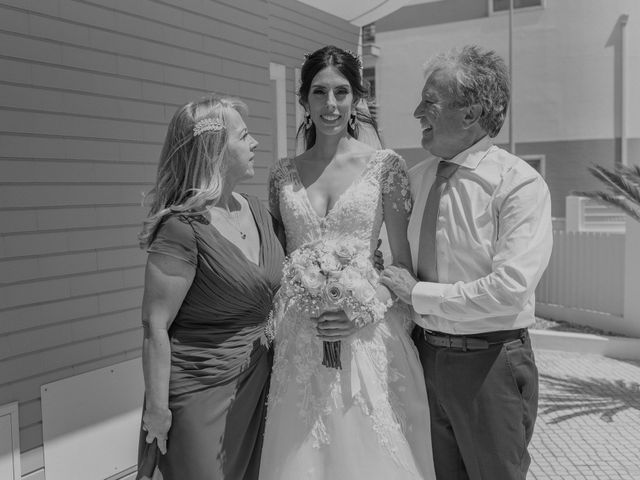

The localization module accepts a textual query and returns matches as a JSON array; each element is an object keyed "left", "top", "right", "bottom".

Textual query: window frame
[
  {"left": 488, "top": 0, "right": 545, "bottom": 15},
  {"left": 521, "top": 154, "right": 546, "bottom": 177}
]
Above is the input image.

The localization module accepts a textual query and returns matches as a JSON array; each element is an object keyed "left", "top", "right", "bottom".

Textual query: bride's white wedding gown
[{"left": 260, "top": 150, "right": 435, "bottom": 480}]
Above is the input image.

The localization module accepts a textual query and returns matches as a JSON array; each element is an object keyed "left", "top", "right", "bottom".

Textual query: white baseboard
[
  {"left": 531, "top": 329, "right": 640, "bottom": 360},
  {"left": 535, "top": 303, "right": 640, "bottom": 337}
]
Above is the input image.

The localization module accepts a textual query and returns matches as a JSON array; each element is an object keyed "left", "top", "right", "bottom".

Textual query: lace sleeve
[
  {"left": 268, "top": 158, "right": 288, "bottom": 222},
  {"left": 380, "top": 151, "right": 413, "bottom": 269},
  {"left": 381, "top": 151, "right": 412, "bottom": 216}
]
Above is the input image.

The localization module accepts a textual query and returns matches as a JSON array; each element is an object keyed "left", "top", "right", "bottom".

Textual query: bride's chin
[{"left": 315, "top": 125, "right": 349, "bottom": 137}]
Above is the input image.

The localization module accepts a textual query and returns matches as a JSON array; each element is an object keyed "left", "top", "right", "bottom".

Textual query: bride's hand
[{"left": 313, "top": 310, "right": 359, "bottom": 340}]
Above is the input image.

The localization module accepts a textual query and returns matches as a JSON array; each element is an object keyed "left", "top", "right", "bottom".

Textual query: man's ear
[{"left": 463, "top": 104, "right": 482, "bottom": 128}]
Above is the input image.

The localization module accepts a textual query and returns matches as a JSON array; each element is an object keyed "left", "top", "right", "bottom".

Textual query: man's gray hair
[{"left": 425, "top": 45, "right": 510, "bottom": 138}]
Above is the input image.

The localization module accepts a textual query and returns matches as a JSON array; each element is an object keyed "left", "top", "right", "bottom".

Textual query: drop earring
[
  {"left": 304, "top": 112, "right": 313, "bottom": 130},
  {"left": 348, "top": 112, "right": 357, "bottom": 130}
]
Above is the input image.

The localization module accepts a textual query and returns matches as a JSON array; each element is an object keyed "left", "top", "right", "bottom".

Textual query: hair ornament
[
  {"left": 344, "top": 49, "right": 362, "bottom": 68},
  {"left": 300, "top": 48, "right": 361, "bottom": 69},
  {"left": 193, "top": 118, "right": 224, "bottom": 137}
]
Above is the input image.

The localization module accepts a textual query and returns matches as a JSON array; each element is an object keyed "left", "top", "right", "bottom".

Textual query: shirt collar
[{"left": 446, "top": 136, "right": 494, "bottom": 170}]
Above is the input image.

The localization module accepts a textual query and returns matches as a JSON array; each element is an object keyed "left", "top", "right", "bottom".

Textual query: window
[
  {"left": 490, "top": 0, "right": 543, "bottom": 14},
  {"left": 362, "top": 23, "right": 375, "bottom": 44},
  {"left": 363, "top": 67, "right": 376, "bottom": 101},
  {"left": 522, "top": 154, "right": 546, "bottom": 177},
  {"left": 362, "top": 67, "right": 377, "bottom": 122}
]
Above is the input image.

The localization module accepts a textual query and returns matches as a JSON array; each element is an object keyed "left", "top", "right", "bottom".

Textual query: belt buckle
[{"left": 424, "top": 329, "right": 435, "bottom": 343}]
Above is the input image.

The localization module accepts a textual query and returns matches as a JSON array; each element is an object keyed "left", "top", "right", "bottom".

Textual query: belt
[{"left": 419, "top": 328, "right": 527, "bottom": 351}]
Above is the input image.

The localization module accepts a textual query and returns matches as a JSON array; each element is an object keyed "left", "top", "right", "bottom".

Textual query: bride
[{"left": 259, "top": 46, "right": 435, "bottom": 480}]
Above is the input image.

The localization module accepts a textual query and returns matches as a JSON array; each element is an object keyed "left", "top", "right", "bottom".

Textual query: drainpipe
[
  {"left": 508, "top": 0, "right": 515, "bottom": 155},
  {"left": 620, "top": 14, "right": 629, "bottom": 166}
]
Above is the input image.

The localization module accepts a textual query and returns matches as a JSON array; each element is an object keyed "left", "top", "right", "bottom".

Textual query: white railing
[
  {"left": 536, "top": 230, "right": 625, "bottom": 317},
  {"left": 565, "top": 195, "right": 627, "bottom": 233}
]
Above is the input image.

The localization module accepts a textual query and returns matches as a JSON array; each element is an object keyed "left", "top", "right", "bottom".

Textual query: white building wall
[{"left": 376, "top": 0, "right": 640, "bottom": 149}]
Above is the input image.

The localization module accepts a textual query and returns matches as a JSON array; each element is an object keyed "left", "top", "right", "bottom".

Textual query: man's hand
[
  {"left": 313, "top": 310, "right": 359, "bottom": 340},
  {"left": 379, "top": 265, "right": 418, "bottom": 305}
]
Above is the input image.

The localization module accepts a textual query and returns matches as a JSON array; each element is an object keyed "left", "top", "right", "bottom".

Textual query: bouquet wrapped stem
[
  {"left": 322, "top": 341, "right": 342, "bottom": 369},
  {"left": 320, "top": 303, "right": 343, "bottom": 370}
]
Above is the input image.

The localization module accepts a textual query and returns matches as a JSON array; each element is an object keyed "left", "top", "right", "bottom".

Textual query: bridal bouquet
[{"left": 280, "top": 237, "right": 388, "bottom": 369}]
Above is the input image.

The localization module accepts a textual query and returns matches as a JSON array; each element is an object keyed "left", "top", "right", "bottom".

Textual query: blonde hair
[{"left": 138, "top": 94, "right": 248, "bottom": 248}]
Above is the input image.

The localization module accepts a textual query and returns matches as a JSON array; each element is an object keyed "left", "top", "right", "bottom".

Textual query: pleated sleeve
[{"left": 147, "top": 215, "right": 197, "bottom": 266}]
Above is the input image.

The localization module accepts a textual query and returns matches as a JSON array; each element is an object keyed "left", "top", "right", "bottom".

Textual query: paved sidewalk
[{"left": 529, "top": 349, "right": 640, "bottom": 479}]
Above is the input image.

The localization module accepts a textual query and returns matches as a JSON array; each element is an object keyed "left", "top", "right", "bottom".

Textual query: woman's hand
[{"left": 142, "top": 407, "right": 172, "bottom": 454}]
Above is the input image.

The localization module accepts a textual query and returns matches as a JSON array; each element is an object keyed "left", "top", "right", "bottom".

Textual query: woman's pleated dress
[{"left": 137, "top": 195, "right": 284, "bottom": 480}]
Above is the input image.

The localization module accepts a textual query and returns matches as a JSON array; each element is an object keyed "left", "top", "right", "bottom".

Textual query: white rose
[
  {"left": 323, "top": 280, "right": 345, "bottom": 306},
  {"left": 300, "top": 265, "right": 325, "bottom": 295},
  {"left": 334, "top": 242, "right": 358, "bottom": 264},
  {"left": 318, "top": 252, "right": 341, "bottom": 273},
  {"left": 338, "top": 267, "right": 361, "bottom": 290},
  {"left": 350, "top": 253, "right": 372, "bottom": 273},
  {"left": 351, "top": 278, "right": 377, "bottom": 304}
]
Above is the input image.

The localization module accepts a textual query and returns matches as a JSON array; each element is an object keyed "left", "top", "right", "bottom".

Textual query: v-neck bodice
[
  {"left": 269, "top": 149, "right": 410, "bottom": 255},
  {"left": 288, "top": 151, "right": 377, "bottom": 220}
]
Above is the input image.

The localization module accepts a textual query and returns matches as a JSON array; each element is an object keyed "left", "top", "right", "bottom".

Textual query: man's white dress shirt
[{"left": 408, "top": 136, "right": 553, "bottom": 334}]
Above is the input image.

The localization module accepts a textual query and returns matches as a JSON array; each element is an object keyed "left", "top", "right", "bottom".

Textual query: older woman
[{"left": 136, "top": 94, "right": 285, "bottom": 480}]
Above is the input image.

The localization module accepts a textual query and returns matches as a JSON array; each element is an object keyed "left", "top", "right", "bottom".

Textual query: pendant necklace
[{"left": 220, "top": 205, "right": 247, "bottom": 240}]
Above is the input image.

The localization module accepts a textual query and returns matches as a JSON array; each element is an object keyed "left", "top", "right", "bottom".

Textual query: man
[{"left": 381, "top": 45, "right": 552, "bottom": 480}]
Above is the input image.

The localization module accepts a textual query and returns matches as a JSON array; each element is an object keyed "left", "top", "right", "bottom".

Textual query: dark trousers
[{"left": 413, "top": 328, "right": 539, "bottom": 480}]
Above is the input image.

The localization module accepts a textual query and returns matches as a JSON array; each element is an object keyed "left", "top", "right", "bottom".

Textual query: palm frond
[
  {"left": 613, "top": 170, "right": 640, "bottom": 203},
  {"left": 587, "top": 165, "right": 640, "bottom": 204},
  {"left": 620, "top": 164, "right": 640, "bottom": 178}
]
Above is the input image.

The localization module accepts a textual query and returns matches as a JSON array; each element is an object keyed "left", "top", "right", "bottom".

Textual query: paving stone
[{"left": 529, "top": 349, "right": 640, "bottom": 479}]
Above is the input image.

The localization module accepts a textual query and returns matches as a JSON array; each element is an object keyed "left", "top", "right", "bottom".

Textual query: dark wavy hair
[
  {"left": 425, "top": 45, "right": 510, "bottom": 138},
  {"left": 297, "top": 45, "right": 380, "bottom": 149}
]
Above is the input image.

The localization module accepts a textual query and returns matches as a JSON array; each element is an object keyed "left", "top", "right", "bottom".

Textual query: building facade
[
  {"left": 0, "top": 1, "right": 358, "bottom": 478},
  {"left": 371, "top": 0, "right": 640, "bottom": 217}
]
